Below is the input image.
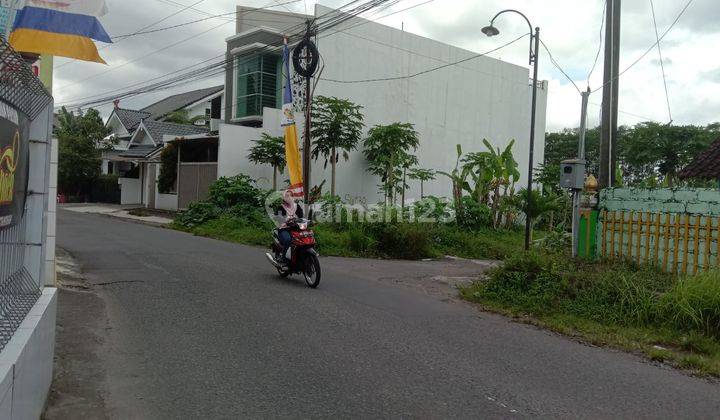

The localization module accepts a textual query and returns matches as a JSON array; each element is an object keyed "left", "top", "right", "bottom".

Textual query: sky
[{"left": 50, "top": 0, "right": 720, "bottom": 132}]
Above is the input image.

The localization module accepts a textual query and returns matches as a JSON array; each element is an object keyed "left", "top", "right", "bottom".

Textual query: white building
[{"left": 217, "top": 4, "right": 548, "bottom": 205}]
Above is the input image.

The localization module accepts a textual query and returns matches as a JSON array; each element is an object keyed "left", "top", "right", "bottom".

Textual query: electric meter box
[{"left": 560, "top": 159, "right": 586, "bottom": 190}]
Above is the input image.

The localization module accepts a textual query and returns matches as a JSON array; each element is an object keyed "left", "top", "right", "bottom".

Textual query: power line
[
  {"left": 649, "top": 0, "right": 672, "bottom": 123},
  {"left": 586, "top": 0, "right": 605, "bottom": 87},
  {"left": 58, "top": 0, "right": 394, "bottom": 108},
  {"left": 539, "top": 39, "right": 582, "bottom": 94},
  {"left": 320, "top": 33, "right": 527, "bottom": 83},
  {"left": 54, "top": 0, "right": 308, "bottom": 94},
  {"left": 591, "top": 0, "right": 693, "bottom": 93}
]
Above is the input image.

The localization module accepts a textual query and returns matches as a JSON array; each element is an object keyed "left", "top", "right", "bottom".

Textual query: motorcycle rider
[{"left": 276, "top": 189, "right": 304, "bottom": 264}]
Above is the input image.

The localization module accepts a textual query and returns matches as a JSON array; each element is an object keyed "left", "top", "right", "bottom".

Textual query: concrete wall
[
  {"left": 218, "top": 122, "right": 277, "bottom": 190},
  {"left": 156, "top": 193, "right": 178, "bottom": 211},
  {"left": 119, "top": 177, "right": 141, "bottom": 204},
  {"left": 600, "top": 188, "right": 720, "bottom": 215},
  {"left": 597, "top": 188, "right": 720, "bottom": 273},
  {"left": 0, "top": 289, "right": 57, "bottom": 420}
]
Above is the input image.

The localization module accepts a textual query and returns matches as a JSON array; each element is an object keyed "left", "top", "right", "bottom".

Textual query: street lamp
[{"left": 482, "top": 9, "right": 540, "bottom": 251}]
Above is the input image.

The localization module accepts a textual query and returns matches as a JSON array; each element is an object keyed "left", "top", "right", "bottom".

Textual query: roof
[
  {"left": 679, "top": 136, "right": 720, "bottom": 180},
  {"left": 141, "top": 120, "right": 209, "bottom": 144},
  {"left": 113, "top": 108, "right": 151, "bottom": 130},
  {"left": 140, "top": 85, "right": 223, "bottom": 120},
  {"left": 118, "top": 145, "right": 161, "bottom": 158}
]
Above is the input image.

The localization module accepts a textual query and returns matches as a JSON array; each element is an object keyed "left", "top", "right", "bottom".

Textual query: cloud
[{"left": 52, "top": 0, "right": 719, "bottom": 130}]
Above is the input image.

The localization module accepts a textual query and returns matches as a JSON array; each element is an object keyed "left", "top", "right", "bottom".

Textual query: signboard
[{"left": 0, "top": 99, "right": 28, "bottom": 229}]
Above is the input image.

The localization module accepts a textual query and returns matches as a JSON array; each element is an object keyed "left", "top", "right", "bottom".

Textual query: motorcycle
[{"left": 265, "top": 218, "right": 321, "bottom": 288}]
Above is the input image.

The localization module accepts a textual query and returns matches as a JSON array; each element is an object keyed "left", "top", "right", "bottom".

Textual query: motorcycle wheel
[
  {"left": 277, "top": 266, "right": 290, "bottom": 278},
  {"left": 302, "top": 253, "right": 321, "bottom": 288}
]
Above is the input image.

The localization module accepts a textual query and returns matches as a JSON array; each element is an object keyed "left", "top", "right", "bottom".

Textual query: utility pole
[
  {"left": 572, "top": 88, "right": 590, "bottom": 257},
  {"left": 599, "top": 0, "right": 621, "bottom": 189},
  {"left": 302, "top": 21, "right": 313, "bottom": 208}
]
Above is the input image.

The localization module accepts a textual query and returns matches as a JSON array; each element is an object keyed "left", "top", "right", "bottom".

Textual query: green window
[{"left": 235, "top": 53, "right": 283, "bottom": 119}]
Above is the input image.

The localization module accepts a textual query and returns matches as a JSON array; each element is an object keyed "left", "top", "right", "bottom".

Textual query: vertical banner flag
[
  {"left": 282, "top": 38, "right": 304, "bottom": 198},
  {"left": 9, "top": 0, "right": 111, "bottom": 63}
]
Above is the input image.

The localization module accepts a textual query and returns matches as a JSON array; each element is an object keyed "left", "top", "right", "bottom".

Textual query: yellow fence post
[
  {"left": 673, "top": 215, "right": 681, "bottom": 274},
  {"left": 705, "top": 216, "right": 712, "bottom": 272},
  {"left": 693, "top": 216, "right": 701, "bottom": 274},
  {"left": 682, "top": 215, "right": 691, "bottom": 275},
  {"left": 663, "top": 214, "right": 671, "bottom": 272},
  {"left": 601, "top": 210, "right": 608, "bottom": 257}
]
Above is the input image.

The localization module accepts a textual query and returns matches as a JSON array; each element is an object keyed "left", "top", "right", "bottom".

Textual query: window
[{"left": 234, "top": 53, "right": 282, "bottom": 119}]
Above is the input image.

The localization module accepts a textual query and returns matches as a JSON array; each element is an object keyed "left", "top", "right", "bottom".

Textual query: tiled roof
[
  {"left": 118, "top": 145, "right": 160, "bottom": 158},
  {"left": 140, "top": 85, "right": 223, "bottom": 120},
  {"left": 114, "top": 108, "right": 151, "bottom": 130},
  {"left": 679, "top": 136, "right": 720, "bottom": 180},
  {"left": 142, "top": 120, "right": 209, "bottom": 144}
]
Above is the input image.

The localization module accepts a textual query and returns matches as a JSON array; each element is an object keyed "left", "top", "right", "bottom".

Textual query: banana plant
[{"left": 437, "top": 144, "right": 472, "bottom": 224}]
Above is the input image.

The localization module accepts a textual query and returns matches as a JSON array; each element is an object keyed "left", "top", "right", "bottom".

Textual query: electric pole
[
  {"left": 303, "top": 21, "right": 313, "bottom": 207},
  {"left": 572, "top": 88, "right": 590, "bottom": 257},
  {"left": 599, "top": 0, "right": 621, "bottom": 189}
]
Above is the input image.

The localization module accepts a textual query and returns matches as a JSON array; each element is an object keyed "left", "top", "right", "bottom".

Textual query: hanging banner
[{"left": 0, "top": 100, "right": 29, "bottom": 230}]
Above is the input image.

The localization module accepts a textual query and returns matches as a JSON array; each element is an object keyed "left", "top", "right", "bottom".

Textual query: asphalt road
[{"left": 54, "top": 209, "right": 720, "bottom": 419}]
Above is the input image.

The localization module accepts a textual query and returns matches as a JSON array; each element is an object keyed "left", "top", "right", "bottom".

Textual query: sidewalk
[{"left": 61, "top": 203, "right": 173, "bottom": 226}]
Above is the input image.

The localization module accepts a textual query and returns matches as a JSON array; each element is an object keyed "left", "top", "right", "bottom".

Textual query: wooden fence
[{"left": 599, "top": 210, "right": 719, "bottom": 275}]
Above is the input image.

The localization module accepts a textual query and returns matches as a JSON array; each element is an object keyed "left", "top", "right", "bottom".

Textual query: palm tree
[
  {"left": 247, "top": 133, "right": 285, "bottom": 190},
  {"left": 311, "top": 96, "right": 364, "bottom": 197},
  {"left": 408, "top": 168, "right": 435, "bottom": 198}
]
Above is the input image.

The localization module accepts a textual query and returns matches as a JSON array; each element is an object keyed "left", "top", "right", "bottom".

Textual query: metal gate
[
  {"left": 177, "top": 162, "right": 217, "bottom": 209},
  {"left": 0, "top": 38, "right": 52, "bottom": 350}
]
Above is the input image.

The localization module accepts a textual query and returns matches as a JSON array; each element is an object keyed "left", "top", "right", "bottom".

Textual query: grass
[
  {"left": 460, "top": 252, "right": 720, "bottom": 377},
  {"left": 171, "top": 214, "right": 529, "bottom": 261}
]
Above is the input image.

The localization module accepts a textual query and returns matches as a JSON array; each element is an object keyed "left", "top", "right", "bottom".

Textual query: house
[
  {"left": 115, "top": 120, "right": 209, "bottom": 209},
  {"left": 99, "top": 85, "right": 224, "bottom": 209},
  {"left": 216, "top": 4, "right": 548, "bottom": 203},
  {"left": 101, "top": 85, "right": 224, "bottom": 176},
  {"left": 679, "top": 137, "right": 720, "bottom": 183}
]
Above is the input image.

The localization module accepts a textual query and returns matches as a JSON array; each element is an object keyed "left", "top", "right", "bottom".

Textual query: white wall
[
  {"left": 0, "top": 289, "right": 57, "bottom": 420},
  {"left": 309, "top": 5, "right": 547, "bottom": 203},
  {"left": 156, "top": 193, "right": 178, "bottom": 211},
  {"left": 218, "top": 123, "right": 278, "bottom": 190},
  {"left": 119, "top": 177, "right": 141, "bottom": 204}
]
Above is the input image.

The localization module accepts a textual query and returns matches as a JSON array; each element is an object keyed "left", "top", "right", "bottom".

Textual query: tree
[
  {"left": 619, "top": 122, "right": 718, "bottom": 186},
  {"left": 158, "top": 143, "right": 178, "bottom": 194},
  {"left": 408, "top": 168, "right": 435, "bottom": 198},
  {"left": 56, "top": 107, "right": 111, "bottom": 196},
  {"left": 363, "top": 123, "right": 420, "bottom": 205},
  {"left": 163, "top": 109, "right": 207, "bottom": 125},
  {"left": 248, "top": 133, "right": 285, "bottom": 190},
  {"left": 311, "top": 96, "right": 364, "bottom": 197},
  {"left": 511, "top": 188, "right": 561, "bottom": 243}
]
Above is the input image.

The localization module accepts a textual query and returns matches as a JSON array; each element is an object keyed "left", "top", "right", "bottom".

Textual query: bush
[
  {"left": 174, "top": 202, "right": 221, "bottom": 228},
  {"left": 457, "top": 197, "right": 492, "bottom": 229},
  {"left": 659, "top": 272, "right": 720, "bottom": 338},
  {"left": 209, "top": 175, "right": 263, "bottom": 209},
  {"left": 369, "top": 223, "right": 436, "bottom": 259}
]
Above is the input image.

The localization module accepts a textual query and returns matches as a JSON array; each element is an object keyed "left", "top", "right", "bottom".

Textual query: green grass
[
  {"left": 460, "top": 253, "right": 720, "bottom": 377},
  {"left": 171, "top": 215, "right": 529, "bottom": 261}
]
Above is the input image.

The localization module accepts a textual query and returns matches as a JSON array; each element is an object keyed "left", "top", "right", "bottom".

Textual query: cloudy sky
[{"left": 50, "top": 0, "right": 720, "bottom": 132}]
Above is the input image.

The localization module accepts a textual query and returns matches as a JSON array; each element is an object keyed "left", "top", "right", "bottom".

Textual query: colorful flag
[
  {"left": 282, "top": 38, "right": 304, "bottom": 198},
  {"left": 9, "top": 0, "right": 110, "bottom": 64}
]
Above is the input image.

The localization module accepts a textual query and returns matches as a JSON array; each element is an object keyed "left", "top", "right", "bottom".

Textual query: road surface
[{"left": 51, "top": 209, "right": 720, "bottom": 418}]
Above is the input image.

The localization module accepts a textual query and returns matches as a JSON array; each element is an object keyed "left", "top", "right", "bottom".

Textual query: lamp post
[{"left": 482, "top": 10, "right": 540, "bottom": 251}]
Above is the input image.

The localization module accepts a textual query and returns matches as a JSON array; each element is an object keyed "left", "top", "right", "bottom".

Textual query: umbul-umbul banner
[{"left": 282, "top": 38, "right": 304, "bottom": 198}]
